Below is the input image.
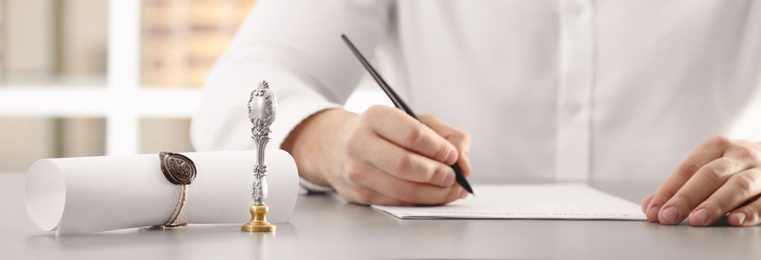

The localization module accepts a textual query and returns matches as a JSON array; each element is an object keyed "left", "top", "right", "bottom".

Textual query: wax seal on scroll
[
  {"left": 242, "top": 80, "right": 277, "bottom": 233},
  {"left": 155, "top": 151, "right": 196, "bottom": 230},
  {"left": 160, "top": 151, "right": 197, "bottom": 185}
]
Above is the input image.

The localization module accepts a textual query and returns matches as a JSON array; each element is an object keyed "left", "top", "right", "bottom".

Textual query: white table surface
[{"left": 2, "top": 173, "right": 760, "bottom": 260}]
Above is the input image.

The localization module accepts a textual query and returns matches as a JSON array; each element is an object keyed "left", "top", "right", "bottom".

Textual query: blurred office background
[
  {"left": 0, "top": 0, "right": 257, "bottom": 174},
  {"left": 0, "top": 0, "right": 388, "bottom": 174}
]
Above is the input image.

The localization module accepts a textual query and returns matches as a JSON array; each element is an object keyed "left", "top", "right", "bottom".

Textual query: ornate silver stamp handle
[{"left": 248, "top": 80, "right": 277, "bottom": 206}]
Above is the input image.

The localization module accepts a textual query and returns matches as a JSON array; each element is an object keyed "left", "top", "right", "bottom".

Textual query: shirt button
[
  {"left": 565, "top": 102, "right": 581, "bottom": 114},
  {"left": 565, "top": 1, "right": 585, "bottom": 15}
]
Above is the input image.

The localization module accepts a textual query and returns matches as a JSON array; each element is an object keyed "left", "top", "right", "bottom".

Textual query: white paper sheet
[
  {"left": 372, "top": 184, "right": 646, "bottom": 220},
  {"left": 24, "top": 150, "right": 299, "bottom": 236}
]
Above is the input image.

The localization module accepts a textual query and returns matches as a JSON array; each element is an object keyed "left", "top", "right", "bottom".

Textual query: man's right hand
[{"left": 281, "top": 105, "right": 472, "bottom": 206}]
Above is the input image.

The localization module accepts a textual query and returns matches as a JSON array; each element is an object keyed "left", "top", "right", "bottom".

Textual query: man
[{"left": 191, "top": 0, "right": 761, "bottom": 227}]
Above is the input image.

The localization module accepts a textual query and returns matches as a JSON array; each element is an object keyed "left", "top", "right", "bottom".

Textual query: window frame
[{"left": 0, "top": 0, "right": 201, "bottom": 156}]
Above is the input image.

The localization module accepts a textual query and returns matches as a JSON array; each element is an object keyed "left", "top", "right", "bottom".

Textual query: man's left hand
[{"left": 641, "top": 135, "right": 761, "bottom": 226}]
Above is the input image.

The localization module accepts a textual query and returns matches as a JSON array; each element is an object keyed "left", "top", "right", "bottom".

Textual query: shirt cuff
[
  {"left": 299, "top": 176, "right": 334, "bottom": 194},
  {"left": 269, "top": 96, "right": 341, "bottom": 151}
]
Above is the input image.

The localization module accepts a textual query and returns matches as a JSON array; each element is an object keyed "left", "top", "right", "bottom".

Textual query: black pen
[{"left": 341, "top": 34, "right": 474, "bottom": 196}]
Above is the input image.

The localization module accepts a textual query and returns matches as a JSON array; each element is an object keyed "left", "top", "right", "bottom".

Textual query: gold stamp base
[{"left": 241, "top": 205, "right": 276, "bottom": 232}]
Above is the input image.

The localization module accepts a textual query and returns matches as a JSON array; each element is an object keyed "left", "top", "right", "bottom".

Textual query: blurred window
[{"left": 0, "top": 0, "right": 257, "bottom": 173}]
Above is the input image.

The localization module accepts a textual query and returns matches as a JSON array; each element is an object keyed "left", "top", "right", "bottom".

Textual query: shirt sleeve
[
  {"left": 299, "top": 176, "right": 335, "bottom": 194},
  {"left": 190, "top": 0, "right": 394, "bottom": 191}
]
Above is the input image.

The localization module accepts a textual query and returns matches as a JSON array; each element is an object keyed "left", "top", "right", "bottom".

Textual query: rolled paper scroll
[{"left": 24, "top": 150, "right": 298, "bottom": 236}]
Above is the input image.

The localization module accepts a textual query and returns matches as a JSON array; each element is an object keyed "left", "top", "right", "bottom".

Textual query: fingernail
[
  {"left": 441, "top": 171, "right": 455, "bottom": 186},
  {"left": 445, "top": 150, "right": 457, "bottom": 165},
  {"left": 458, "top": 189, "right": 468, "bottom": 199},
  {"left": 693, "top": 208, "right": 710, "bottom": 225},
  {"left": 736, "top": 212, "right": 746, "bottom": 225},
  {"left": 649, "top": 205, "right": 661, "bottom": 220},
  {"left": 662, "top": 206, "right": 680, "bottom": 224}
]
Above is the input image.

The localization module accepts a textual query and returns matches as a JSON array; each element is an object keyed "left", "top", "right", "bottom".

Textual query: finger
[
  {"left": 344, "top": 161, "right": 464, "bottom": 205},
  {"left": 420, "top": 114, "right": 473, "bottom": 177},
  {"left": 374, "top": 173, "right": 464, "bottom": 205},
  {"left": 658, "top": 157, "right": 748, "bottom": 225},
  {"left": 643, "top": 193, "right": 662, "bottom": 223},
  {"left": 641, "top": 194, "right": 654, "bottom": 214},
  {"left": 646, "top": 136, "right": 729, "bottom": 222},
  {"left": 331, "top": 161, "right": 416, "bottom": 206},
  {"left": 729, "top": 198, "right": 761, "bottom": 227},
  {"left": 336, "top": 184, "right": 414, "bottom": 206},
  {"left": 346, "top": 130, "right": 456, "bottom": 187},
  {"left": 687, "top": 168, "right": 761, "bottom": 226},
  {"left": 361, "top": 106, "right": 458, "bottom": 165}
]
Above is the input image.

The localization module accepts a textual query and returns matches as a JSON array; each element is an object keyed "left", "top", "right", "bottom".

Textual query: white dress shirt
[{"left": 191, "top": 0, "right": 761, "bottom": 185}]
